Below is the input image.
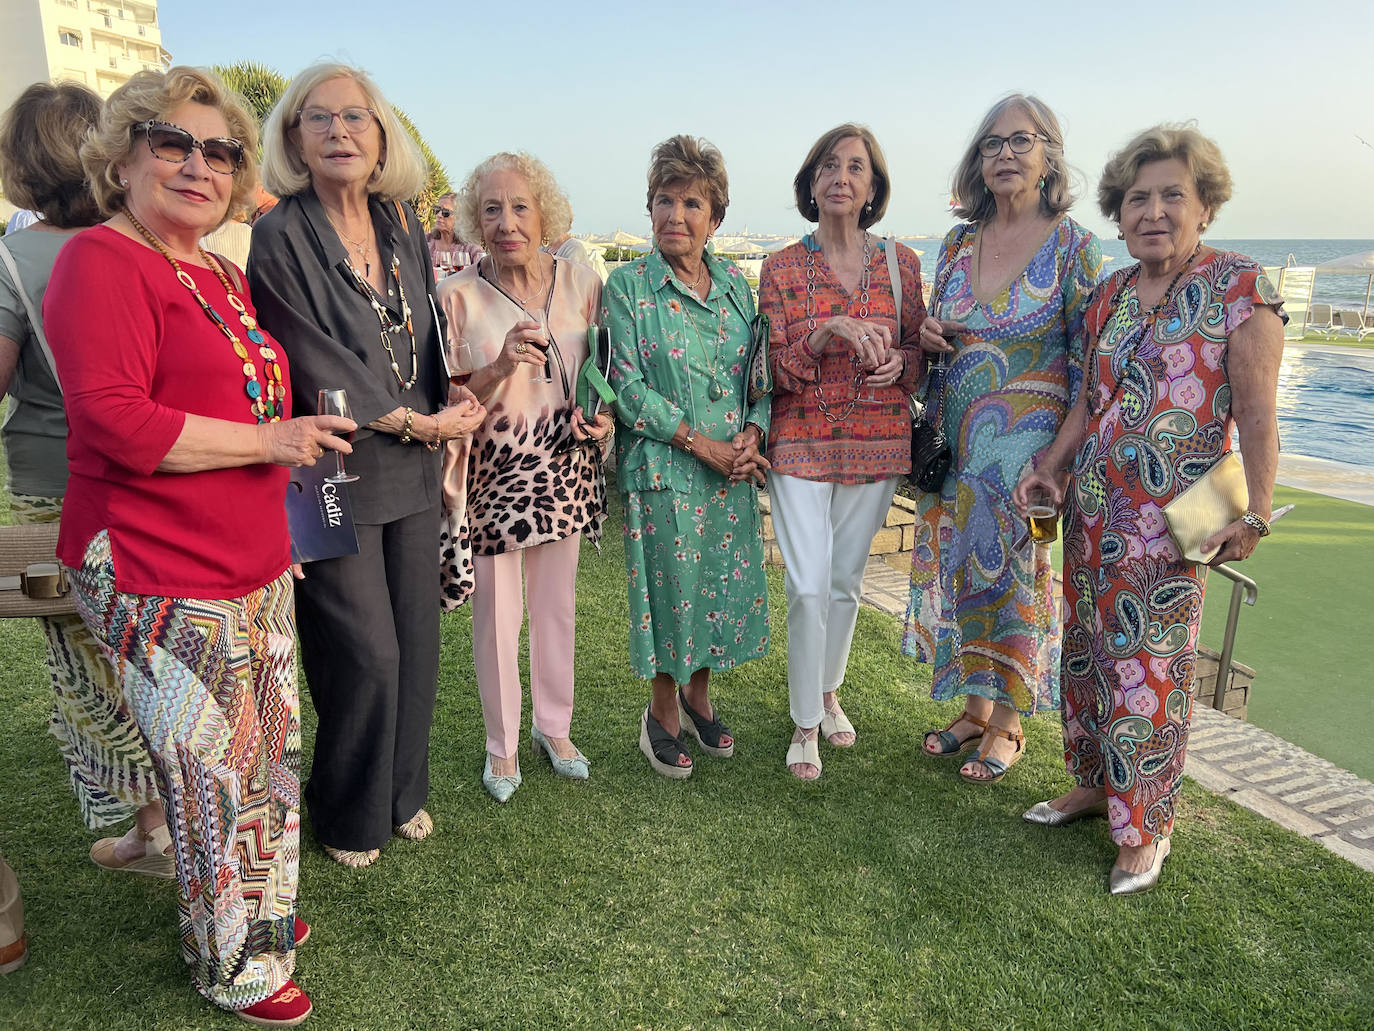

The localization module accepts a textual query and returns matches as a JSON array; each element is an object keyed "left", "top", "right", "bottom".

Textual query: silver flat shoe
[
  {"left": 531, "top": 725, "right": 590, "bottom": 781},
  {"left": 1022, "top": 797, "right": 1109, "bottom": 827},
  {"left": 1110, "top": 837, "right": 1171, "bottom": 896},
  {"left": 482, "top": 754, "right": 522, "bottom": 804}
]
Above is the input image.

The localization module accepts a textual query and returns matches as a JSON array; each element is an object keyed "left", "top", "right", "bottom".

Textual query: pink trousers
[{"left": 471, "top": 533, "right": 581, "bottom": 758}]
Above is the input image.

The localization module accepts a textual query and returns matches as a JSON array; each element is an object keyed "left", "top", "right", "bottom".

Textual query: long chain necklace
[
  {"left": 681, "top": 273, "right": 728, "bottom": 401},
  {"left": 807, "top": 232, "right": 872, "bottom": 423},
  {"left": 1089, "top": 242, "right": 1203, "bottom": 418},
  {"left": 122, "top": 206, "right": 283, "bottom": 422},
  {"left": 340, "top": 254, "right": 419, "bottom": 389}
]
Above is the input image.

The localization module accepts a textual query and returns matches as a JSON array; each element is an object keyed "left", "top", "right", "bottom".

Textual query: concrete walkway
[{"left": 859, "top": 557, "right": 1374, "bottom": 872}]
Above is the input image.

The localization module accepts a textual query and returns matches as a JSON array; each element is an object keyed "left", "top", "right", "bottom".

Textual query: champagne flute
[{"left": 316, "top": 388, "right": 359, "bottom": 483}]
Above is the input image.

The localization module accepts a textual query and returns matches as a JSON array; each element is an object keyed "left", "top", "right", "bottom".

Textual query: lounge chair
[
  {"left": 1333, "top": 309, "right": 1369, "bottom": 341},
  {"left": 1305, "top": 303, "right": 1335, "bottom": 337}
]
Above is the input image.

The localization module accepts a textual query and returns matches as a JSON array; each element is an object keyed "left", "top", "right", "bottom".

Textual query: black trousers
[{"left": 296, "top": 503, "right": 441, "bottom": 851}]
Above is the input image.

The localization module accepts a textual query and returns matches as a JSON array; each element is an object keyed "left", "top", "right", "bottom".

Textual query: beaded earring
[{"left": 1038, "top": 176, "right": 1046, "bottom": 191}]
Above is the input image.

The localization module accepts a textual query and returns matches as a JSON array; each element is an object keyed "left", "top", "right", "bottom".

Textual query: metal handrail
[{"left": 1208, "top": 563, "right": 1258, "bottom": 711}]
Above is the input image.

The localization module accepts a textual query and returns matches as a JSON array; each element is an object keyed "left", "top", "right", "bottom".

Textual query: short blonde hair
[
  {"left": 793, "top": 124, "right": 890, "bottom": 230},
  {"left": 0, "top": 81, "right": 103, "bottom": 228},
  {"left": 951, "top": 94, "right": 1076, "bottom": 224},
  {"left": 645, "top": 135, "right": 729, "bottom": 224},
  {"left": 456, "top": 153, "right": 572, "bottom": 248},
  {"left": 260, "top": 62, "right": 425, "bottom": 202},
  {"left": 81, "top": 66, "right": 258, "bottom": 226},
  {"left": 1097, "top": 123, "right": 1233, "bottom": 223}
]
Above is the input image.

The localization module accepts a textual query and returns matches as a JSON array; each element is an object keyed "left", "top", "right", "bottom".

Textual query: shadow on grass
[{"left": 1, "top": 493, "right": 1372, "bottom": 1029}]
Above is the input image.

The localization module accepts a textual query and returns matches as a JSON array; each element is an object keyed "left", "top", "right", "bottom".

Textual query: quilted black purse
[{"left": 909, "top": 353, "right": 951, "bottom": 491}]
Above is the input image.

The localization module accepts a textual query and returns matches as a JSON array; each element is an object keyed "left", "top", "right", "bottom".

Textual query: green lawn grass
[
  {"left": 1, "top": 491, "right": 1372, "bottom": 1029},
  {"left": 1199, "top": 484, "right": 1374, "bottom": 779}
]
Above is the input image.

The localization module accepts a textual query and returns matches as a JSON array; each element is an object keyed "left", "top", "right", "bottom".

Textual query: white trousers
[{"left": 769, "top": 473, "right": 900, "bottom": 728}]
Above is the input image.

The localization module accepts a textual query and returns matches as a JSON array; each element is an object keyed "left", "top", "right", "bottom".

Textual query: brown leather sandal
[
  {"left": 922, "top": 710, "right": 989, "bottom": 759},
  {"left": 959, "top": 724, "right": 1026, "bottom": 784}
]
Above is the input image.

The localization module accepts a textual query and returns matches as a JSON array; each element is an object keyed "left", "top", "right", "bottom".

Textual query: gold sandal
[
  {"left": 959, "top": 724, "right": 1026, "bottom": 784},
  {"left": 393, "top": 808, "right": 434, "bottom": 841},
  {"left": 323, "top": 845, "right": 380, "bottom": 868}
]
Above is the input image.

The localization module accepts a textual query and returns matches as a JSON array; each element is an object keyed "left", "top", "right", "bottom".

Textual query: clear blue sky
[{"left": 162, "top": 0, "right": 1374, "bottom": 240}]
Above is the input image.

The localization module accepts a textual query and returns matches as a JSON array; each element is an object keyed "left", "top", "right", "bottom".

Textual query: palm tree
[{"left": 213, "top": 61, "right": 450, "bottom": 221}]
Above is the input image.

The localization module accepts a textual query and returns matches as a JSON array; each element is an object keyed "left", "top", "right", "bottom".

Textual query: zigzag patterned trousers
[{"left": 71, "top": 531, "right": 300, "bottom": 1010}]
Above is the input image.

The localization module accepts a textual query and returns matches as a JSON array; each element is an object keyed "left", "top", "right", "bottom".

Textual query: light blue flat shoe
[
  {"left": 482, "top": 753, "right": 522, "bottom": 803},
  {"left": 531, "top": 725, "right": 590, "bottom": 781}
]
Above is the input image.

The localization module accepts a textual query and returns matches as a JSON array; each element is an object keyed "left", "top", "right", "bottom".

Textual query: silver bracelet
[{"left": 1241, "top": 510, "right": 1271, "bottom": 537}]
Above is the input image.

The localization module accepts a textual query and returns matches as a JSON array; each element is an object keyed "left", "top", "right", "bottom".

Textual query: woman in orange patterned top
[{"left": 757, "top": 124, "right": 925, "bottom": 780}]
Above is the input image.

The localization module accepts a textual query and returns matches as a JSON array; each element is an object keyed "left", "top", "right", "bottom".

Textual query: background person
[
  {"left": 906, "top": 94, "right": 1102, "bottom": 785},
  {"left": 604, "top": 135, "right": 771, "bottom": 780},
  {"left": 250, "top": 62, "right": 485, "bottom": 868},
  {"left": 45, "top": 65, "right": 353, "bottom": 1024},
  {"left": 756, "top": 124, "right": 924, "bottom": 780},
  {"left": 428, "top": 190, "right": 482, "bottom": 272},
  {"left": 1014, "top": 124, "right": 1284, "bottom": 895},
  {"left": 437, "top": 152, "right": 610, "bottom": 802},
  {"left": 0, "top": 81, "right": 170, "bottom": 878}
]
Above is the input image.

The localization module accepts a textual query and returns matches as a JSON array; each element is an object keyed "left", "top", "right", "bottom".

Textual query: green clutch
[{"left": 578, "top": 325, "right": 616, "bottom": 418}]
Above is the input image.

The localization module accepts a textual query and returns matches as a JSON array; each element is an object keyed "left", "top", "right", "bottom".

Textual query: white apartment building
[
  {"left": 0, "top": 0, "right": 170, "bottom": 215},
  {"left": 1, "top": 0, "right": 170, "bottom": 101}
]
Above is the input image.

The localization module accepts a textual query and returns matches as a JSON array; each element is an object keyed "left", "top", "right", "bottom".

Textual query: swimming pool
[{"left": 1274, "top": 346, "right": 1374, "bottom": 469}]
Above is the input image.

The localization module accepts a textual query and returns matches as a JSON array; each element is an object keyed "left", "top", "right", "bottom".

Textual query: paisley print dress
[
  {"left": 1062, "top": 250, "right": 1284, "bottom": 846},
  {"left": 903, "top": 217, "right": 1101, "bottom": 714}
]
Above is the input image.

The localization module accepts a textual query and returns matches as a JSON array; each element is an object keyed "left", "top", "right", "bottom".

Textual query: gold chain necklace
[
  {"left": 122, "top": 207, "right": 283, "bottom": 423},
  {"left": 326, "top": 214, "right": 374, "bottom": 275},
  {"left": 682, "top": 277, "right": 728, "bottom": 401}
]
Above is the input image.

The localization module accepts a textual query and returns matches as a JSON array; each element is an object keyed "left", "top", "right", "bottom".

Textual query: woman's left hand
[
  {"left": 436, "top": 385, "right": 486, "bottom": 440},
  {"left": 570, "top": 406, "right": 615, "bottom": 443},
  {"left": 729, "top": 425, "right": 770, "bottom": 486},
  {"left": 864, "top": 349, "right": 905, "bottom": 389},
  {"left": 1202, "top": 518, "right": 1263, "bottom": 566}
]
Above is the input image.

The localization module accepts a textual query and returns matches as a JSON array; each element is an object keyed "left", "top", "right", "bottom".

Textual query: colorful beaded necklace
[
  {"left": 340, "top": 255, "right": 419, "bottom": 390},
  {"left": 122, "top": 206, "right": 283, "bottom": 422}
]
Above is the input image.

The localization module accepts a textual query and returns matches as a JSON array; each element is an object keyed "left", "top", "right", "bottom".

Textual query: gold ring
[{"left": 516, "top": 342, "right": 528, "bottom": 354}]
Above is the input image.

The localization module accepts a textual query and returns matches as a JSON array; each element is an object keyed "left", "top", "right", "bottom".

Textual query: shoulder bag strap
[
  {"left": 884, "top": 235, "right": 901, "bottom": 341},
  {"left": 0, "top": 237, "right": 62, "bottom": 395}
]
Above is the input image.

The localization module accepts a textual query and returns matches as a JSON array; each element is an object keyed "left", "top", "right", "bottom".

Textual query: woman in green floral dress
[{"left": 604, "top": 135, "right": 771, "bottom": 780}]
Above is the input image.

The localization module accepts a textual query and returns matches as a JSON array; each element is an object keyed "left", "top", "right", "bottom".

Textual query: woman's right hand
[
  {"left": 692, "top": 435, "right": 740, "bottom": 480},
  {"left": 495, "top": 319, "right": 551, "bottom": 377},
  {"left": 259, "top": 415, "right": 355, "bottom": 468},
  {"left": 918, "top": 315, "right": 966, "bottom": 354},
  {"left": 1011, "top": 466, "right": 1066, "bottom": 517}
]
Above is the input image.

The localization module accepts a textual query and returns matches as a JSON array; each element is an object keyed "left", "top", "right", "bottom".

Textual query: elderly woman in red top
[
  {"left": 43, "top": 67, "right": 351, "bottom": 1025},
  {"left": 757, "top": 124, "right": 925, "bottom": 780}
]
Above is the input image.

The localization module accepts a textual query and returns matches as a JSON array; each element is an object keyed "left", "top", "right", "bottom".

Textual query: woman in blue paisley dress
[
  {"left": 905, "top": 94, "right": 1101, "bottom": 783},
  {"left": 1014, "top": 124, "right": 1284, "bottom": 894},
  {"left": 603, "top": 135, "right": 771, "bottom": 780}
]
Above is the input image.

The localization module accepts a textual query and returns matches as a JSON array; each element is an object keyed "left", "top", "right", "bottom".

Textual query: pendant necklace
[
  {"left": 122, "top": 206, "right": 283, "bottom": 422},
  {"left": 679, "top": 261, "right": 727, "bottom": 400},
  {"left": 328, "top": 215, "right": 373, "bottom": 277}
]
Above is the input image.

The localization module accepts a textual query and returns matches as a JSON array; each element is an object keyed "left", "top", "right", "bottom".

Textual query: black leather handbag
[{"left": 909, "top": 355, "right": 951, "bottom": 492}]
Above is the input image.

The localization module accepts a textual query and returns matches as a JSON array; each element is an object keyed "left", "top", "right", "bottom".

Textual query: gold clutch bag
[{"left": 1163, "top": 451, "right": 1248, "bottom": 564}]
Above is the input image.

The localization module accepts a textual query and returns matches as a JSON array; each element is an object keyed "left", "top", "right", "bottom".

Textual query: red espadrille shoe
[
  {"left": 293, "top": 917, "right": 309, "bottom": 948},
  {"left": 236, "top": 979, "right": 312, "bottom": 1027}
]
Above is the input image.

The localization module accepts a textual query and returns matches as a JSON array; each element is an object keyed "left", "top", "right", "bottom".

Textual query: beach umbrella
[{"left": 1314, "top": 250, "right": 1374, "bottom": 317}]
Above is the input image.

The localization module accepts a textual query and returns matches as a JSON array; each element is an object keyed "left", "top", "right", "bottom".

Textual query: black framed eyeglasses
[
  {"left": 435, "top": 208, "right": 453, "bottom": 218},
  {"left": 978, "top": 132, "right": 1046, "bottom": 158},
  {"left": 132, "top": 120, "right": 244, "bottom": 175},
  {"left": 296, "top": 106, "right": 376, "bottom": 135}
]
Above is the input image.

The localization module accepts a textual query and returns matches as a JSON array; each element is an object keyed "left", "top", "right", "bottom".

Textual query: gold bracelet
[
  {"left": 1241, "top": 510, "right": 1271, "bottom": 537},
  {"left": 683, "top": 429, "right": 695, "bottom": 454},
  {"left": 400, "top": 407, "right": 416, "bottom": 444},
  {"left": 425, "top": 414, "right": 441, "bottom": 451}
]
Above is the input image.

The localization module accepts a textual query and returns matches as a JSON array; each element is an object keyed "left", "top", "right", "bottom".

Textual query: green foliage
[
  {"left": 601, "top": 246, "right": 647, "bottom": 262},
  {"left": 210, "top": 61, "right": 449, "bottom": 216}
]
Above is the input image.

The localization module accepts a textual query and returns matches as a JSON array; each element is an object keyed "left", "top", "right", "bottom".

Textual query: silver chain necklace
[{"left": 807, "top": 232, "right": 871, "bottom": 423}]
